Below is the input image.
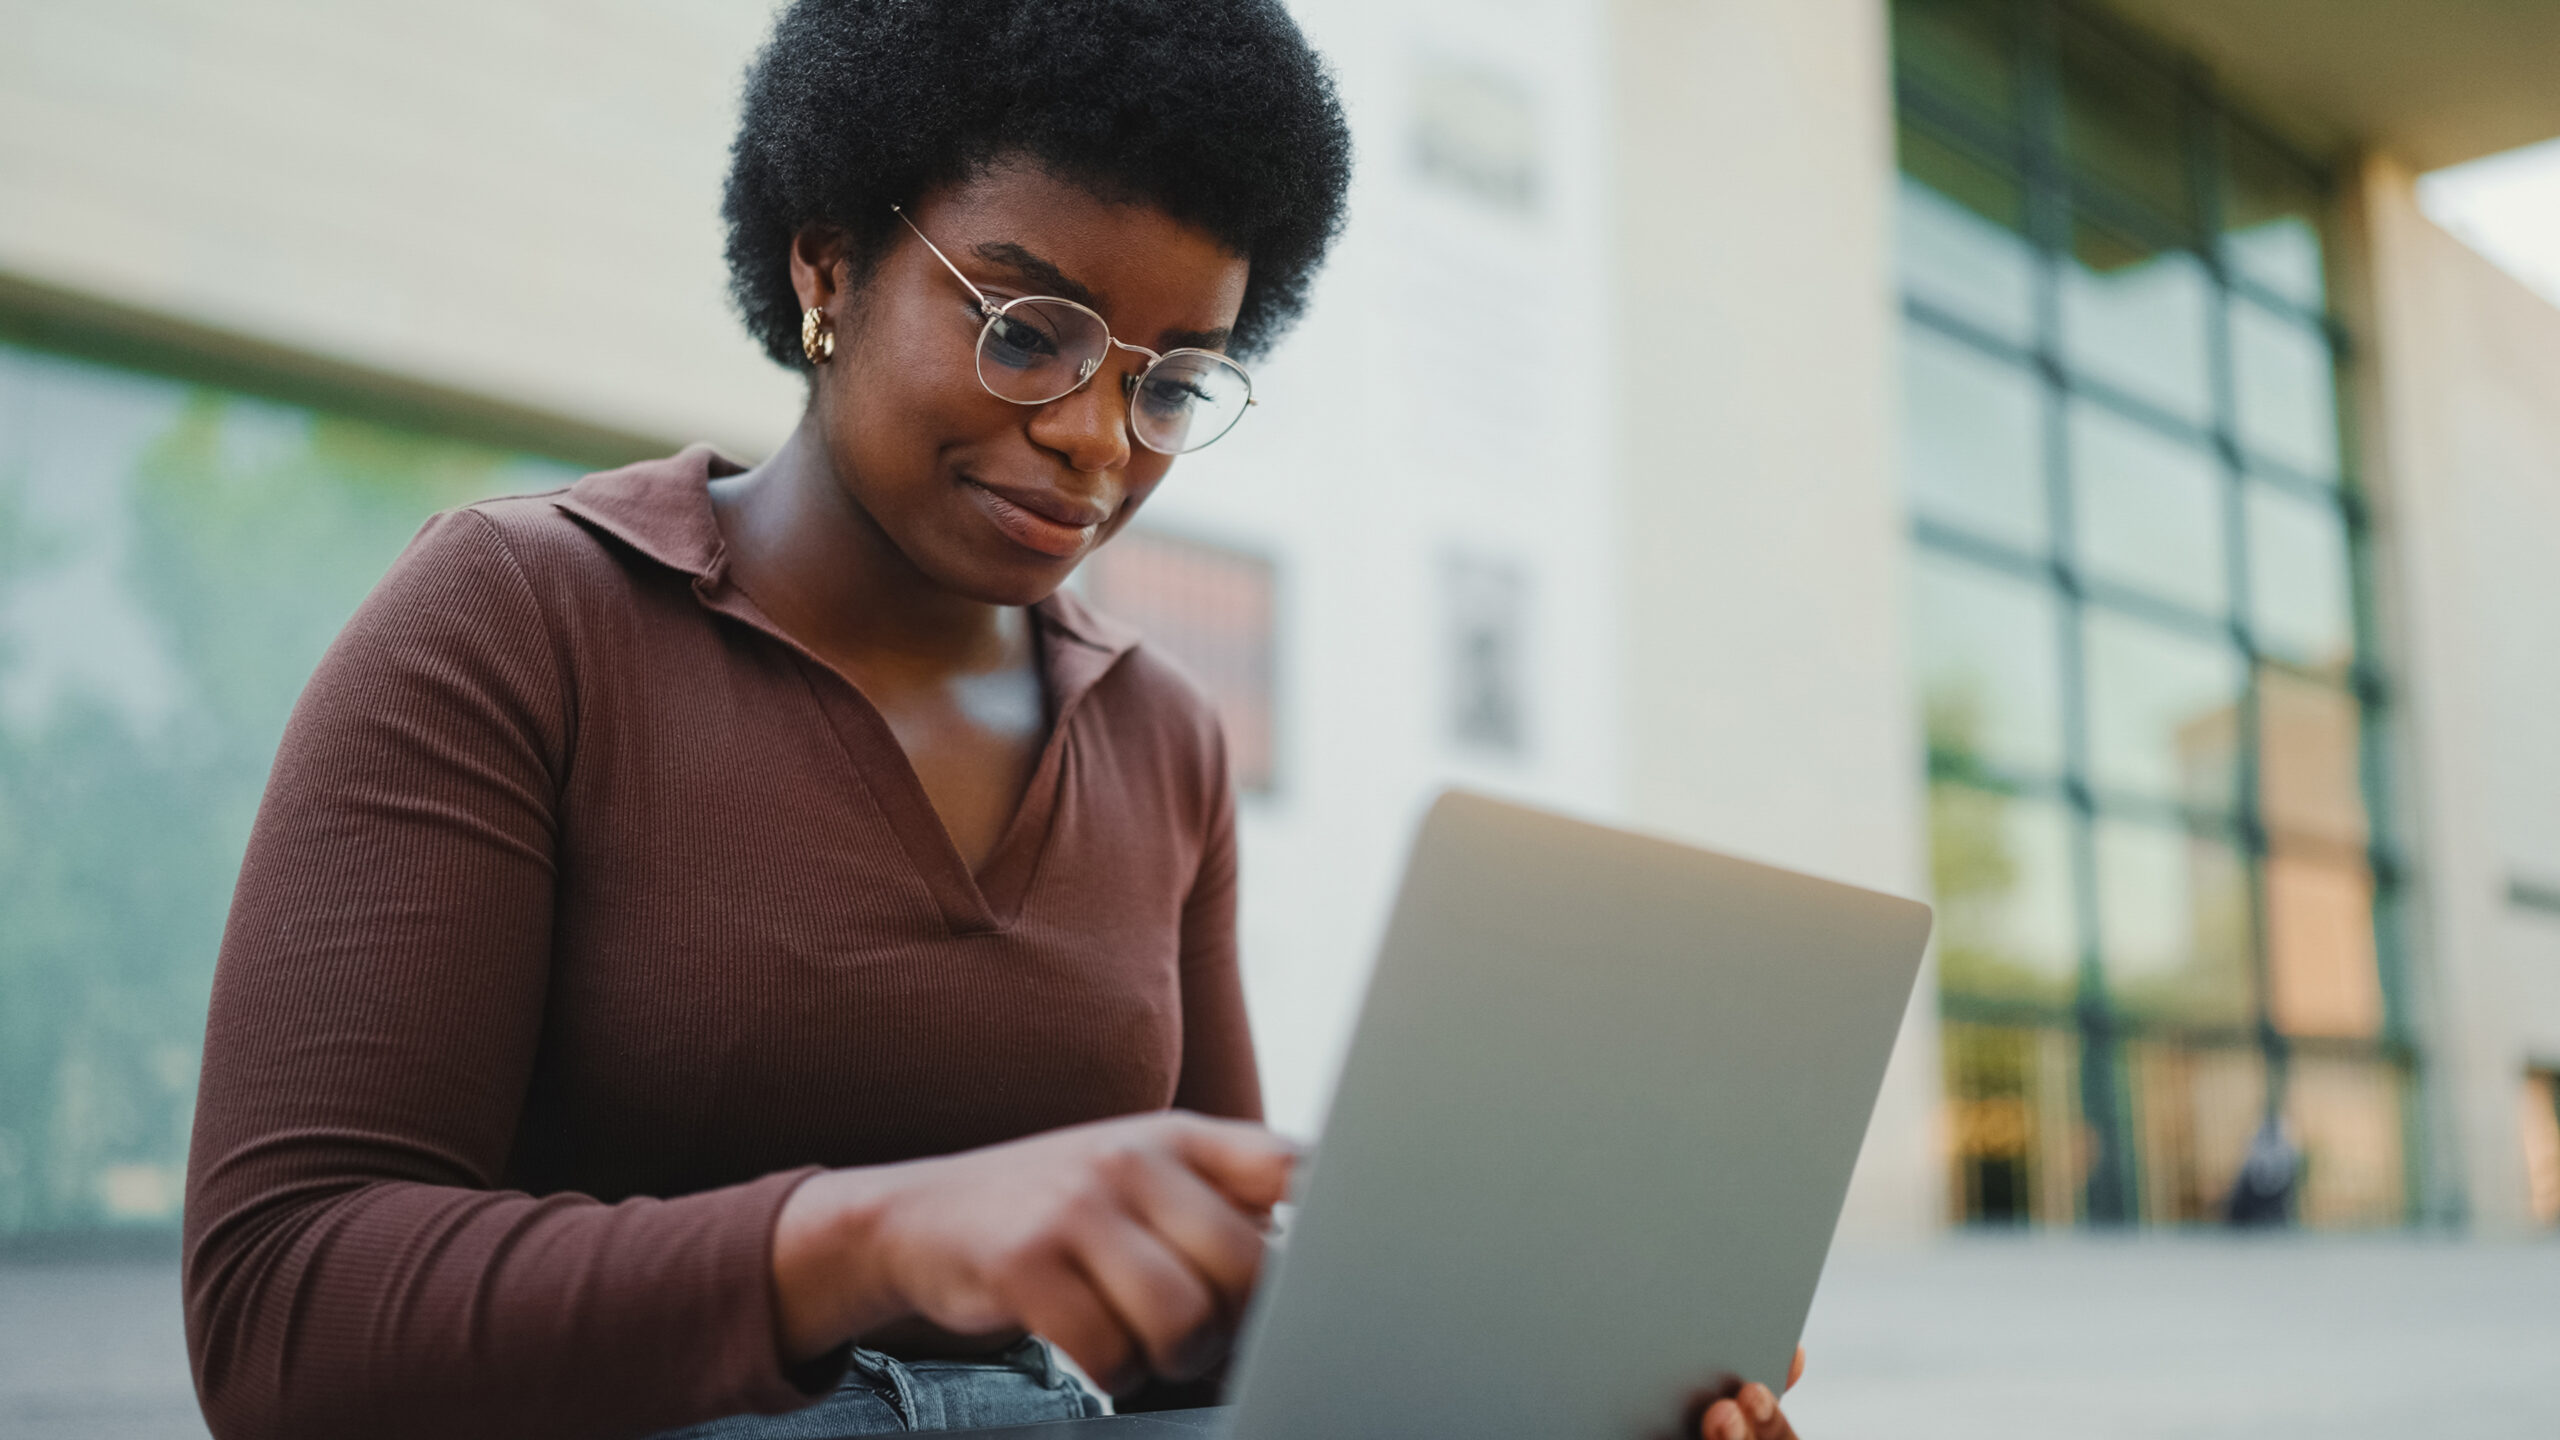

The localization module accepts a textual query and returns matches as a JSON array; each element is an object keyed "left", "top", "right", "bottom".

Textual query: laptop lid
[{"left": 1225, "top": 791, "right": 1931, "bottom": 1440}]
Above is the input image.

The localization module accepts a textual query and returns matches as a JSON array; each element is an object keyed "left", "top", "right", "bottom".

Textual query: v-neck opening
[{"left": 754, "top": 605, "right": 1066, "bottom": 937}]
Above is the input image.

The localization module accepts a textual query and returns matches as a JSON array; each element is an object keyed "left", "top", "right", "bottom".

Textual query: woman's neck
[{"left": 709, "top": 418, "right": 1025, "bottom": 674}]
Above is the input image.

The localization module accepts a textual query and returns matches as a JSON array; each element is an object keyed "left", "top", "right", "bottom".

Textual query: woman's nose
[{"left": 1026, "top": 364, "right": 1135, "bottom": 474}]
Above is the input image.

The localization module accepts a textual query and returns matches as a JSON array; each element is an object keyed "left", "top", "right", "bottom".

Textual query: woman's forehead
[{"left": 914, "top": 163, "right": 1249, "bottom": 339}]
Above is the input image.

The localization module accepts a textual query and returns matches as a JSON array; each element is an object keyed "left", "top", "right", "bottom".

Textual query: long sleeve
[
  {"left": 181, "top": 509, "right": 824, "bottom": 1440},
  {"left": 1169, "top": 725, "right": 1261, "bottom": 1122}
]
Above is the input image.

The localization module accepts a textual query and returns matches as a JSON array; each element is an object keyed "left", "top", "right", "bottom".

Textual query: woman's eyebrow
[
  {"left": 969, "top": 240, "right": 1233, "bottom": 352},
  {"left": 969, "top": 241, "right": 1099, "bottom": 309}
]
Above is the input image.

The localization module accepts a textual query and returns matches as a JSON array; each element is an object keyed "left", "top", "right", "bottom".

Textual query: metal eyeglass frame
[{"left": 891, "top": 204, "right": 1255, "bottom": 454}]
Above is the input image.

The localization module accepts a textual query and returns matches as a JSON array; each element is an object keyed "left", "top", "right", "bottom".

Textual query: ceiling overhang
[{"left": 2106, "top": 0, "right": 2560, "bottom": 170}]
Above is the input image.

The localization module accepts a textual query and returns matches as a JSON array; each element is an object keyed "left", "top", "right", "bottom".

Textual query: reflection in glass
[
  {"left": 0, "top": 341, "right": 576, "bottom": 1238},
  {"left": 2222, "top": 119, "right": 2328, "bottom": 309},
  {"left": 2284, "top": 1056, "right": 2406, "bottom": 1227},
  {"left": 1931, "top": 783, "right": 2079, "bottom": 1008},
  {"left": 1902, "top": 327, "right": 2044, "bottom": 549},
  {"left": 2256, "top": 668, "right": 2368, "bottom": 847},
  {"left": 2069, "top": 400, "right": 2226, "bottom": 614},
  {"left": 2265, "top": 848, "right": 2382, "bottom": 1039},
  {"left": 1892, "top": 0, "right": 2022, "bottom": 127},
  {"left": 2124, "top": 1041, "right": 2267, "bottom": 1223},
  {"left": 2232, "top": 300, "right": 2341, "bottom": 478},
  {"left": 2096, "top": 819, "right": 2252, "bottom": 1026},
  {"left": 2246, "top": 484, "right": 2355, "bottom": 672},
  {"left": 2522, "top": 1072, "right": 2560, "bottom": 1228},
  {"left": 2057, "top": 14, "right": 2190, "bottom": 225},
  {"left": 2083, "top": 610, "right": 2245, "bottom": 811},
  {"left": 1897, "top": 130, "right": 2038, "bottom": 345},
  {"left": 1915, "top": 555, "right": 2066, "bottom": 779},
  {"left": 1945, "top": 1022, "right": 2085, "bottom": 1226},
  {"left": 2062, "top": 219, "right": 2213, "bottom": 424}
]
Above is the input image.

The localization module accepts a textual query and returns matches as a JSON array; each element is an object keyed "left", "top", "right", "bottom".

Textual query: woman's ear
[{"left": 788, "top": 225, "right": 853, "bottom": 313}]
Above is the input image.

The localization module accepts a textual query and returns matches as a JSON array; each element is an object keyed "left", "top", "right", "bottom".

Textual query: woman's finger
[
  {"left": 1700, "top": 1396, "right": 1750, "bottom": 1440},
  {"left": 1738, "top": 1382, "right": 1799, "bottom": 1440},
  {"left": 1160, "top": 1112, "right": 1299, "bottom": 1212},
  {"left": 1121, "top": 1147, "right": 1271, "bottom": 1316},
  {"left": 1067, "top": 1207, "right": 1225, "bottom": 1381},
  {"left": 996, "top": 1248, "right": 1145, "bottom": 1395},
  {"left": 1788, "top": 1346, "right": 1806, "bottom": 1391}
]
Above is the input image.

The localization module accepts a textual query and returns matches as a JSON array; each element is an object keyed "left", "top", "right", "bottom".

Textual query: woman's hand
[
  {"left": 1697, "top": 1347, "right": 1808, "bottom": 1440},
  {"left": 772, "top": 1112, "right": 1294, "bottom": 1394}
]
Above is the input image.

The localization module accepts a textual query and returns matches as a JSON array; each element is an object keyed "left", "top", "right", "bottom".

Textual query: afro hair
[{"left": 723, "top": 0, "right": 1355, "bottom": 370}]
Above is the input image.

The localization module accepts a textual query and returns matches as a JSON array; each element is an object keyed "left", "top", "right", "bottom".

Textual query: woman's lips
[{"left": 965, "top": 479, "right": 1101, "bottom": 559}]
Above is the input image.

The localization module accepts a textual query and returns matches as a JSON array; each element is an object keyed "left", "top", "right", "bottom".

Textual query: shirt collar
[{"left": 552, "top": 444, "right": 1139, "bottom": 663}]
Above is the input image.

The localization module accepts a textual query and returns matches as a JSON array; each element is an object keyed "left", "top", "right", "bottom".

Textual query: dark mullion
[
  {"left": 2079, "top": 575, "right": 2230, "bottom": 646},
  {"left": 2016, "top": 0, "right": 2130, "bottom": 1230},
  {"left": 2185, "top": 69, "right": 2293, "bottom": 1165},
  {"left": 1911, "top": 512, "right": 2050, "bottom": 584},
  {"left": 2245, "top": 454, "right": 2350, "bottom": 502},
  {"left": 1895, "top": 80, "right": 2035, "bottom": 178},
  {"left": 1904, "top": 295, "right": 2038, "bottom": 369}
]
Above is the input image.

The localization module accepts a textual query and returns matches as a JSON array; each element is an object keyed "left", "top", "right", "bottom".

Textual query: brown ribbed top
[{"left": 181, "top": 447, "right": 1256, "bottom": 1440}]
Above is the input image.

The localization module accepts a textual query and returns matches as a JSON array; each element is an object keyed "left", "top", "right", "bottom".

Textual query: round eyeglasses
[{"left": 893, "top": 206, "right": 1255, "bottom": 455}]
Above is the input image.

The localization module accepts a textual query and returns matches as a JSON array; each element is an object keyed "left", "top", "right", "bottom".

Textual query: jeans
[{"left": 651, "top": 1337, "right": 1108, "bottom": 1437}]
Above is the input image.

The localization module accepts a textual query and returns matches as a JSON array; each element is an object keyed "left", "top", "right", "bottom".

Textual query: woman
[{"left": 182, "top": 3, "right": 1806, "bottom": 1437}]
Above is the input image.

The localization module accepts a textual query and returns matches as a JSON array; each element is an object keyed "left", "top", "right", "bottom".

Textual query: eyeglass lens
[{"left": 974, "top": 297, "right": 1251, "bottom": 455}]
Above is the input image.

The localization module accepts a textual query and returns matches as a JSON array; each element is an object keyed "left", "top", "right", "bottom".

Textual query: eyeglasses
[{"left": 893, "top": 205, "right": 1255, "bottom": 455}]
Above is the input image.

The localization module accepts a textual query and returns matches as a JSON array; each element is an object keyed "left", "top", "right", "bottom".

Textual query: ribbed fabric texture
[{"left": 181, "top": 448, "right": 1256, "bottom": 1440}]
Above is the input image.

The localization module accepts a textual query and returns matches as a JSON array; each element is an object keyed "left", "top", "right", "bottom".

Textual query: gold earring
[{"left": 801, "top": 306, "right": 835, "bottom": 364}]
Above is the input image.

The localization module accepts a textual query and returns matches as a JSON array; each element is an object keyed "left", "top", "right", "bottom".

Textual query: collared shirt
[{"left": 182, "top": 446, "right": 1254, "bottom": 1440}]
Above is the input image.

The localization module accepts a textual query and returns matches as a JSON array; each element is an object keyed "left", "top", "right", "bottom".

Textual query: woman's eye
[
  {"left": 1139, "top": 375, "right": 1211, "bottom": 409},
  {"left": 984, "top": 314, "right": 1061, "bottom": 367}
]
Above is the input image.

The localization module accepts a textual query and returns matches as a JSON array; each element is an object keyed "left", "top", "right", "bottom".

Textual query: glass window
[
  {"left": 1898, "top": 0, "right": 2397, "bottom": 1231},
  {"left": 1897, "top": 128, "right": 2039, "bottom": 345},
  {"left": 1439, "top": 551, "right": 1529, "bottom": 757},
  {"left": 2068, "top": 399, "right": 2226, "bottom": 614},
  {"left": 2222, "top": 119, "right": 2328, "bottom": 310},
  {"left": 2056, "top": 15, "right": 2191, "bottom": 226},
  {"left": 2264, "top": 848, "right": 2383, "bottom": 1038},
  {"left": 1902, "top": 327, "right": 2045, "bottom": 549},
  {"left": 2083, "top": 609, "right": 2246, "bottom": 812},
  {"left": 2232, "top": 300, "right": 2342, "bottom": 478},
  {"left": 2124, "top": 1040, "right": 2266, "bottom": 1223},
  {"left": 2096, "top": 819, "right": 2253, "bottom": 1027},
  {"left": 1930, "top": 783, "right": 2079, "bottom": 1008},
  {"left": 1915, "top": 554, "right": 2066, "bottom": 779},
  {"left": 2285, "top": 1056, "right": 2407, "bottom": 1227},
  {"left": 2062, "top": 217, "right": 2214, "bottom": 425},
  {"left": 2256, "top": 667, "right": 2368, "bottom": 848},
  {"left": 1082, "top": 529, "right": 1281, "bottom": 790},
  {"left": 1893, "top": 0, "right": 2023, "bottom": 128},
  {"left": 0, "top": 340, "right": 577, "bottom": 1239},
  {"left": 2246, "top": 484, "right": 2356, "bottom": 674}
]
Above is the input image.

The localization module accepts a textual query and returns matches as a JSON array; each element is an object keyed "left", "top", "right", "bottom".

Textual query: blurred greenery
[{"left": 0, "top": 342, "right": 574, "bottom": 1237}]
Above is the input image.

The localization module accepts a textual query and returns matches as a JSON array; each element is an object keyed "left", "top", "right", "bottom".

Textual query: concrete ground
[{"left": 6, "top": 1236, "right": 2556, "bottom": 1438}]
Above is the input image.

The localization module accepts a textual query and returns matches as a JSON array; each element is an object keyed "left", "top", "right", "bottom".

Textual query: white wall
[
  {"left": 0, "top": 0, "right": 804, "bottom": 455},
  {"left": 1165, "top": 0, "right": 1626, "bottom": 1137},
  {"left": 1606, "top": 0, "right": 1939, "bottom": 1242},
  {"left": 2351, "top": 154, "right": 2560, "bottom": 1232}
]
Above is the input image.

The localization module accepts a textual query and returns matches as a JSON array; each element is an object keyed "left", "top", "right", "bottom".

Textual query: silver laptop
[{"left": 950, "top": 789, "right": 1932, "bottom": 1440}]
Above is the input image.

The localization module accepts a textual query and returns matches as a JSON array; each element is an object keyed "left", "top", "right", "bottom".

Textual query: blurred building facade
[{"left": 1, "top": 0, "right": 2556, "bottom": 1249}]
